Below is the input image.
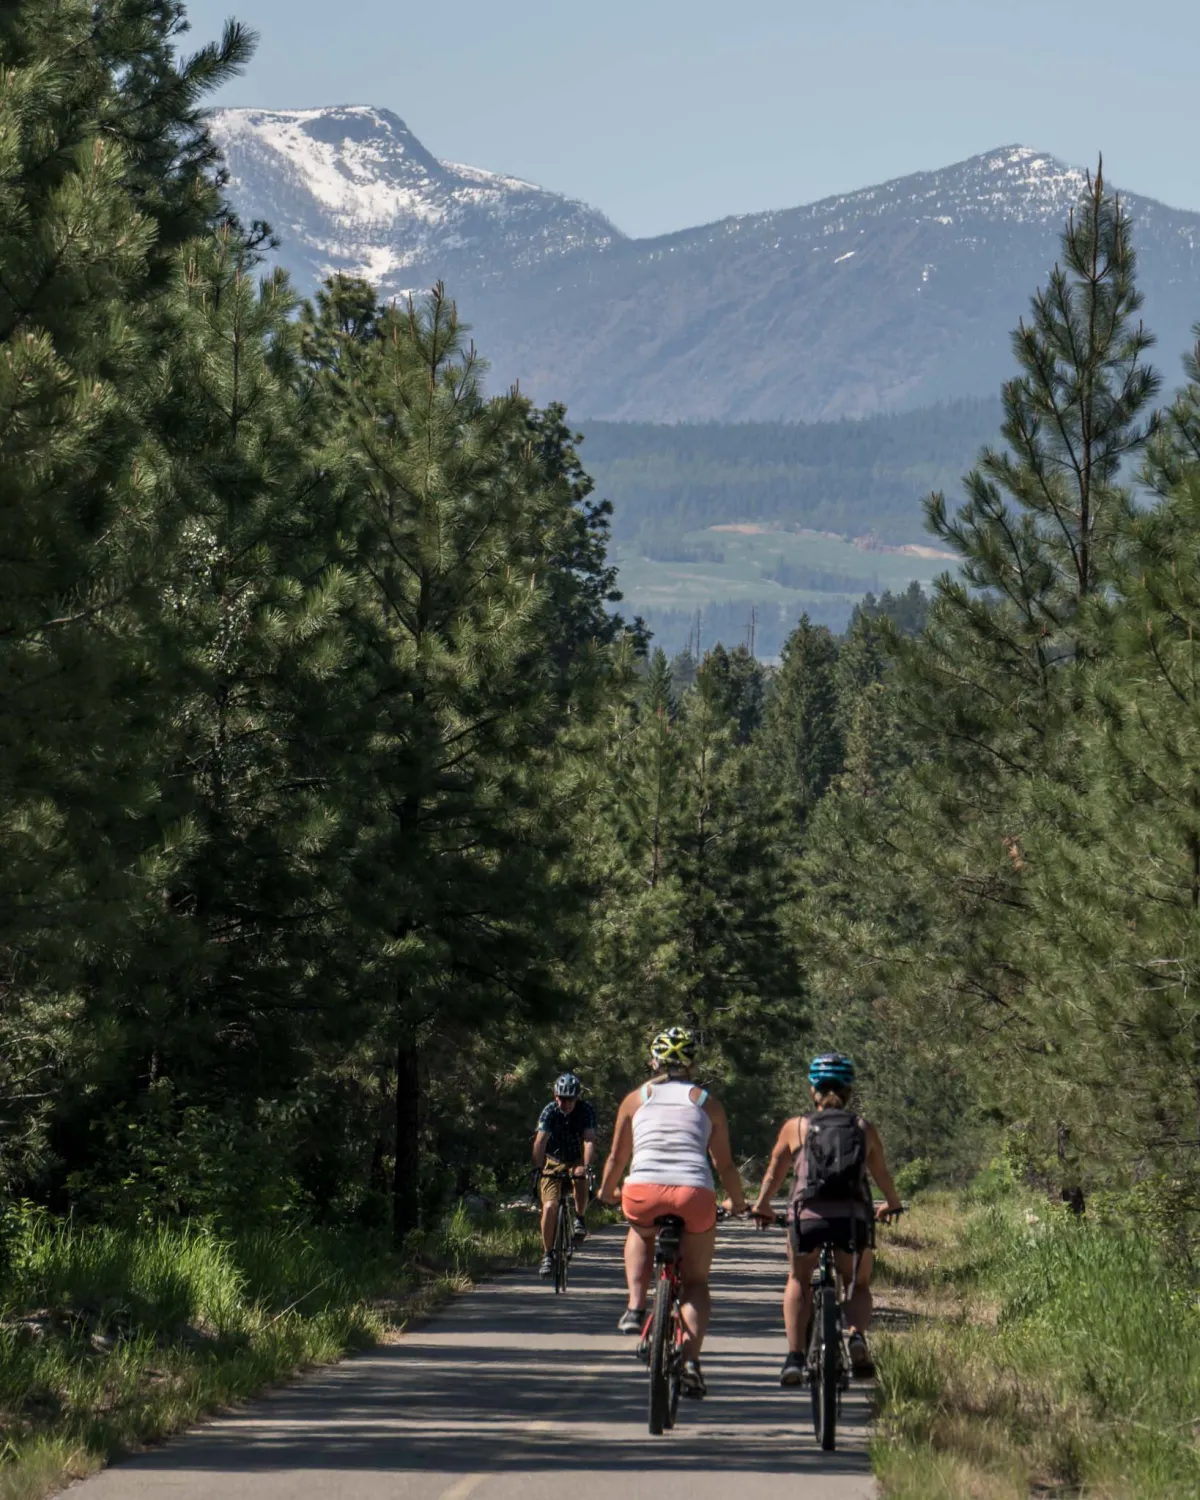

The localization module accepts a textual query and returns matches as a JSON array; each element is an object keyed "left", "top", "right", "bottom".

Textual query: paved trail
[{"left": 76, "top": 1218, "right": 877, "bottom": 1499}]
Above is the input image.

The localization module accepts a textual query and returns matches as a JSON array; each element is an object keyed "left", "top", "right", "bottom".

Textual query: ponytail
[{"left": 814, "top": 1085, "right": 850, "bottom": 1110}]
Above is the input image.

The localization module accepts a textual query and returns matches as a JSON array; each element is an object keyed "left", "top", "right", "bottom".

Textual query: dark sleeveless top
[{"left": 787, "top": 1111, "right": 873, "bottom": 1222}]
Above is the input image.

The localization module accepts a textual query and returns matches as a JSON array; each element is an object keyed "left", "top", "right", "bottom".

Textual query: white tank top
[{"left": 626, "top": 1079, "right": 715, "bottom": 1189}]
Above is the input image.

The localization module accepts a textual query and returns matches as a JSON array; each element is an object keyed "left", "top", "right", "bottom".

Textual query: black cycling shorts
[{"left": 788, "top": 1211, "right": 874, "bottom": 1256}]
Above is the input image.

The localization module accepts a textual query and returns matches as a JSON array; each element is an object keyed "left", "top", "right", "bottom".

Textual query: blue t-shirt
[{"left": 536, "top": 1100, "right": 596, "bottom": 1164}]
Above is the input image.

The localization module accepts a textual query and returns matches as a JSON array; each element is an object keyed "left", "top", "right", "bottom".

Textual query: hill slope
[{"left": 464, "top": 147, "right": 1200, "bottom": 421}]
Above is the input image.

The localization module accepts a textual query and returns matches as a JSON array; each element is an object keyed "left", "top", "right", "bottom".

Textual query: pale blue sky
[{"left": 185, "top": 0, "right": 1199, "bottom": 238}]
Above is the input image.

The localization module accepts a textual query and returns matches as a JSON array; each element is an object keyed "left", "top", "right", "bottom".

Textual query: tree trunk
[
  {"left": 393, "top": 1025, "right": 421, "bottom": 1244},
  {"left": 1056, "top": 1121, "right": 1086, "bottom": 1216}
]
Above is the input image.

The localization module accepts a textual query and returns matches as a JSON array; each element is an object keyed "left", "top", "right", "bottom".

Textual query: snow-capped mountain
[
  {"left": 208, "top": 106, "right": 623, "bottom": 293},
  {"left": 208, "top": 114, "right": 1200, "bottom": 422}
]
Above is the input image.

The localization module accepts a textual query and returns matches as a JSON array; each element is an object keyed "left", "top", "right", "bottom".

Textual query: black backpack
[{"left": 800, "top": 1109, "right": 868, "bottom": 1205}]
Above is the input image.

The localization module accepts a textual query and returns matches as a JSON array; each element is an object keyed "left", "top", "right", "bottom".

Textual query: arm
[
  {"left": 704, "top": 1095, "right": 748, "bottom": 1215},
  {"left": 751, "top": 1119, "right": 799, "bottom": 1220},
  {"left": 866, "top": 1122, "right": 903, "bottom": 1217},
  {"left": 532, "top": 1128, "right": 549, "bottom": 1172},
  {"left": 597, "top": 1095, "right": 635, "bottom": 1203},
  {"left": 579, "top": 1128, "right": 597, "bottom": 1176}
]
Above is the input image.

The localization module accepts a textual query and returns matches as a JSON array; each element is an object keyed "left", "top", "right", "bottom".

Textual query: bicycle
[
  {"left": 639, "top": 1206, "right": 733, "bottom": 1435},
  {"left": 534, "top": 1165, "right": 586, "bottom": 1294},
  {"left": 771, "top": 1203, "right": 904, "bottom": 1451}
]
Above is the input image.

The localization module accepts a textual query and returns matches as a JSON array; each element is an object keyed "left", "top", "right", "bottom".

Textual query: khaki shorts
[{"left": 538, "top": 1159, "right": 582, "bottom": 1206}]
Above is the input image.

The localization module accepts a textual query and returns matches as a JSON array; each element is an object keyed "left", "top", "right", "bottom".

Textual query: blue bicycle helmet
[
  {"left": 554, "top": 1072, "right": 582, "bottom": 1099},
  {"left": 808, "top": 1052, "right": 855, "bottom": 1090}
]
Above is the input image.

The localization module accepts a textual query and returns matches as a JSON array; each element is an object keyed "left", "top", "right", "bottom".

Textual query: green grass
[
  {"left": 0, "top": 1204, "right": 540, "bottom": 1499},
  {"left": 614, "top": 524, "right": 953, "bottom": 616},
  {"left": 873, "top": 1191, "right": 1200, "bottom": 1500}
]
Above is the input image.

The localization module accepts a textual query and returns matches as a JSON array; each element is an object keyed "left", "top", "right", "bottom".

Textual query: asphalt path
[{"left": 75, "top": 1216, "right": 878, "bottom": 1499}]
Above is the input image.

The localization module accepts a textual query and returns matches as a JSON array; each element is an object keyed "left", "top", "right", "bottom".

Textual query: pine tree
[
  {"left": 802, "top": 168, "right": 1163, "bottom": 1196},
  {"left": 0, "top": 0, "right": 249, "bottom": 1194},
  {"left": 314, "top": 287, "right": 605, "bottom": 1238},
  {"left": 756, "top": 617, "right": 843, "bottom": 835}
]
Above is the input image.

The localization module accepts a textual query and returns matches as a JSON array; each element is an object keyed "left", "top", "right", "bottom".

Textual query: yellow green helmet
[{"left": 650, "top": 1026, "right": 696, "bottom": 1068}]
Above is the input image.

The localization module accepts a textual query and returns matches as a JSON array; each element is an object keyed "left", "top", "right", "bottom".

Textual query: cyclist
[
  {"left": 751, "top": 1052, "right": 902, "bottom": 1385},
  {"left": 597, "top": 1026, "right": 750, "bottom": 1398},
  {"left": 533, "top": 1071, "right": 596, "bottom": 1278}
]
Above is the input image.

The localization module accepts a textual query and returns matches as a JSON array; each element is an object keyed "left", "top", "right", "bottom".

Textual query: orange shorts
[{"left": 621, "top": 1183, "right": 718, "bottom": 1234}]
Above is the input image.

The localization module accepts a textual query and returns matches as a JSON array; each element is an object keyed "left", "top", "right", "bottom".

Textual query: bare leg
[
  {"left": 679, "top": 1224, "right": 718, "bottom": 1359},
  {"left": 786, "top": 1247, "right": 820, "bottom": 1353},
  {"left": 572, "top": 1176, "right": 589, "bottom": 1218},
  {"left": 540, "top": 1200, "right": 556, "bottom": 1253},
  {"left": 624, "top": 1225, "right": 654, "bottom": 1309},
  {"left": 835, "top": 1247, "right": 874, "bottom": 1333}
]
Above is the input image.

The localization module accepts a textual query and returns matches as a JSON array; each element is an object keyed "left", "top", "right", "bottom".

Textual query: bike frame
[
  {"left": 777, "top": 1202, "right": 903, "bottom": 1451},
  {"left": 643, "top": 1214, "right": 686, "bottom": 1435},
  {"left": 536, "top": 1166, "right": 579, "bottom": 1295},
  {"left": 806, "top": 1234, "right": 852, "bottom": 1450}
]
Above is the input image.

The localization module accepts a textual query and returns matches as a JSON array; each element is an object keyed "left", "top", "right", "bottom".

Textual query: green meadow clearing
[{"left": 613, "top": 524, "right": 953, "bottom": 648}]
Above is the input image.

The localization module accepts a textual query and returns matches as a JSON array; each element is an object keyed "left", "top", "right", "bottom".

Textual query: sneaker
[
  {"left": 617, "top": 1306, "right": 645, "bottom": 1334},
  {"left": 680, "top": 1358, "right": 707, "bottom": 1398},
  {"left": 779, "top": 1350, "right": 806, "bottom": 1387},
  {"left": 539, "top": 1253, "right": 554, "bottom": 1279},
  {"left": 847, "top": 1331, "right": 875, "bottom": 1378},
  {"left": 573, "top": 1216, "right": 588, "bottom": 1244}
]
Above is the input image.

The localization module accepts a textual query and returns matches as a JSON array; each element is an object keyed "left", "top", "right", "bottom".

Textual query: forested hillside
[
  {"left": 5, "top": 4, "right": 1200, "bottom": 1493},
  {"left": 582, "top": 399, "right": 1004, "bottom": 551}
]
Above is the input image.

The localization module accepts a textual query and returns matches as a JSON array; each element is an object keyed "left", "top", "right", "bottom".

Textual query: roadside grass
[
  {"left": 872, "top": 1190, "right": 1200, "bottom": 1500},
  {"left": 0, "top": 1203, "right": 540, "bottom": 1500}
]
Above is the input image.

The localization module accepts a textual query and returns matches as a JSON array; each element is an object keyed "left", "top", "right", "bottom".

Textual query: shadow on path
[{"left": 89, "top": 1222, "right": 878, "bottom": 1486}]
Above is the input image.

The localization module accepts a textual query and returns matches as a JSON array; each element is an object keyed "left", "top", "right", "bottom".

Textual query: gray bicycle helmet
[{"left": 554, "top": 1072, "right": 582, "bottom": 1099}]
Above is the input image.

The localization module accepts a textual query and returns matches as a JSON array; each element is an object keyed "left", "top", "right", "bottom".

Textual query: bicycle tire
[
  {"left": 818, "top": 1285, "right": 839, "bottom": 1450},
  {"left": 648, "top": 1269, "right": 673, "bottom": 1434},
  {"left": 667, "top": 1307, "right": 682, "bottom": 1429},
  {"left": 554, "top": 1196, "right": 570, "bottom": 1294},
  {"left": 807, "top": 1300, "right": 821, "bottom": 1438}
]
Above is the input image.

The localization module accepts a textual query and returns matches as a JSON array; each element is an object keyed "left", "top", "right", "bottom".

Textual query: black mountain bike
[
  {"left": 536, "top": 1166, "right": 582, "bottom": 1294},
  {"left": 774, "top": 1204, "right": 904, "bottom": 1451}
]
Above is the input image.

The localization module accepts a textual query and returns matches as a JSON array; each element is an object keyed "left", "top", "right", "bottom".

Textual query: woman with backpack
[{"left": 749, "top": 1052, "right": 903, "bottom": 1385}]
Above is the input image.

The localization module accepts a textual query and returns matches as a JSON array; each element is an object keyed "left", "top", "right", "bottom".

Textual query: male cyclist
[
  {"left": 532, "top": 1072, "right": 596, "bottom": 1277},
  {"left": 751, "top": 1052, "right": 902, "bottom": 1385},
  {"left": 597, "top": 1026, "right": 749, "bottom": 1398}
]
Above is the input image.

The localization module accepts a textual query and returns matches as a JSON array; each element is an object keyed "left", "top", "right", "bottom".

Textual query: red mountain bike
[
  {"left": 640, "top": 1212, "right": 686, "bottom": 1433},
  {"left": 638, "top": 1207, "right": 733, "bottom": 1434}
]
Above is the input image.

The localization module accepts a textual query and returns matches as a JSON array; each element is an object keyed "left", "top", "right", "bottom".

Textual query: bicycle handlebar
[{"left": 758, "top": 1203, "right": 907, "bottom": 1229}]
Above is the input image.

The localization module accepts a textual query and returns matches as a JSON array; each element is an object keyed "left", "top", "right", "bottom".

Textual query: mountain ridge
[
  {"left": 208, "top": 110, "right": 1200, "bottom": 422},
  {"left": 210, "top": 105, "right": 624, "bottom": 293}
]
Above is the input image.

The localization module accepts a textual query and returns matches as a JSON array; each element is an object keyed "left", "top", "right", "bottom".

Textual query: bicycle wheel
[
  {"left": 554, "top": 1196, "right": 570, "bottom": 1294},
  {"left": 666, "top": 1305, "right": 683, "bottom": 1428},
  {"left": 817, "top": 1285, "right": 840, "bottom": 1451},
  {"left": 648, "top": 1269, "right": 673, "bottom": 1434},
  {"left": 807, "top": 1298, "right": 822, "bottom": 1438}
]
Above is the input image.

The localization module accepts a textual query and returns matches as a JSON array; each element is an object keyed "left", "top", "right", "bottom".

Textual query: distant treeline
[
  {"left": 638, "top": 583, "right": 929, "bottom": 659},
  {"left": 579, "top": 398, "right": 1003, "bottom": 549},
  {"left": 765, "top": 557, "right": 881, "bottom": 594}
]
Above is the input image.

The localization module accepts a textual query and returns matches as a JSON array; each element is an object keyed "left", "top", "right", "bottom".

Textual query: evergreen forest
[
  {"left": 5, "top": 4, "right": 1200, "bottom": 1493},
  {"left": 582, "top": 397, "right": 1005, "bottom": 554}
]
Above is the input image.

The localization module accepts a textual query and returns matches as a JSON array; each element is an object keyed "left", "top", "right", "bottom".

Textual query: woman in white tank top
[{"left": 597, "top": 1027, "right": 749, "bottom": 1397}]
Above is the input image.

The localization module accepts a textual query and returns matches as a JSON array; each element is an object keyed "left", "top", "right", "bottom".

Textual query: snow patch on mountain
[{"left": 208, "top": 105, "right": 624, "bottom": 295}]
